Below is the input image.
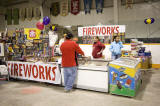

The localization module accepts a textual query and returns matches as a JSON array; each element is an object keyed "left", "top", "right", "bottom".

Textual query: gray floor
[{"left": 0, "top": 70, "right": 160, "bottom": 106}]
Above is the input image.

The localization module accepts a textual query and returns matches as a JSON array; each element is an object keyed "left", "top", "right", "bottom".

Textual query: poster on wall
[
  {"left": 78, "top": 25, "right": 125, "bottom": 36},
  {"left": 24, "top": 28, "right": 40, "bottom": 40},
  {"left": 71, "top": 0, "right": 80, "bottom": 15},
  {"left": 7, "top": 61, "right": 61, "bottom": 84}
]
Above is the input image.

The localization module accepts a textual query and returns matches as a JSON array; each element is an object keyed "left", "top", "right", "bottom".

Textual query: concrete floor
[{"left": 0, "top": 70, "right": 160, "bottom": 106}]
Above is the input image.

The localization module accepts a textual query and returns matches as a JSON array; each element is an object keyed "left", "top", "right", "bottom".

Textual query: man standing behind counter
[{"left": 60, "top": 33, "right": 85, "bottom": 92}]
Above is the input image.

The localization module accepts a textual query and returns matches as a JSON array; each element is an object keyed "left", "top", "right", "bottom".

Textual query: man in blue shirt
[{"left": 110, "top": 36, "right": 123, "bottom": 60}]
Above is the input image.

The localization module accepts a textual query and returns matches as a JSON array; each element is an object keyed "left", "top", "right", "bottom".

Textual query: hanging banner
[
  {"left": 51, "top": 2, "right": 60, "bottom": 16},
  {"left": 78, "top": 25, "right": 126, "bottom": 36},
  {"left": 13, "top": 8, "right": 19, "bottom": 25},
  {"left": 19, "top": 8, "right": 26, "bottom": 21},
  {"left": 60, "top": 0, "right": 68, "bottom": 16},
  {"left": 24, "top": 28, "right": 40, "bottom": 40},
  {"left": 6, "top": 9, "right": 12, "bottom": 25},
  {"left": 95, "top": 0, "right": 104, "bottom": 14},
  {"left": 7, "top": 61, "right": 61, "bottom": 84},
  {"left": 34, "top": 7, "right": 41, "bottom": 20},
  {"left": 26, "top": 7, "right": 33, "bottom": 21},
  {"left": 71, "top": 0, "right": 80, "bottom": 15},
  {"left": 83, "top": 0, "right": 92, "bottom": 14}
]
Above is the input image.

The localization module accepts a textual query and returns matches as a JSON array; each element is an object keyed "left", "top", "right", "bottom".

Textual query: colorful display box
[{"left": 109, "top": 57, "right": 141, "bottom": 97}]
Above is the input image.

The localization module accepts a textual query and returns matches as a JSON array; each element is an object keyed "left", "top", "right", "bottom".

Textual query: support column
[{"left": 113, "top": 0, "right": 121, "bottom": 25}]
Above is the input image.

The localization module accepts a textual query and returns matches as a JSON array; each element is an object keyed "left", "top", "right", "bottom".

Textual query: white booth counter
[{"left": 61, "top": 59, "right": 110, "bottom": 92}]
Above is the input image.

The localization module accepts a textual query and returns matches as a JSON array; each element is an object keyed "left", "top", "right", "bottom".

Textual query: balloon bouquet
[
  {"left": 144, "top": 18, "right": 155, "bottom": 24},
  {"left": 36, "top": 16, "right": 51, "bottom": 30},
  {"left": 36, "top": 16, "right": 58, "bottom": 57}
]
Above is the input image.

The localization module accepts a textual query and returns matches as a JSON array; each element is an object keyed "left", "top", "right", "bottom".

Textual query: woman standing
[
  {"left": 92, "top": 36, "right": 105, "bottom": 58},
  {"left": 110, "top": 36, "right": 123, "bottom": 60}
]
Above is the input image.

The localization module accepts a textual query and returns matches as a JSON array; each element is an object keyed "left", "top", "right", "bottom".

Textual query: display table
[
  {"left": 109, "top": 57, "right": 141, "bottom": 97},
  {"left": 61, "top": 59, "right": 109, "bottom": 92},
  {"left": 7, "top": 61, "right": 61, "bottom": 84}
]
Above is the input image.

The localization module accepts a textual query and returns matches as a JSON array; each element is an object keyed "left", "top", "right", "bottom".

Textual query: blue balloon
[
  {"left": 43, "top": 16, "right": 50, "bottom": 25},
  {"left": 144, "top": 19, "right": 147, "bottom": 24},
  {"left": 151, "top": 18, "right": 155, "bottom": 24}
]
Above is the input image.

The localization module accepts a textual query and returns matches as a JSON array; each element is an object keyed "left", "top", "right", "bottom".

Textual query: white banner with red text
[
  {"left": 78, "top": 25, "right": 125, "bottom": 36},
  {"left": 7, "top": 61, "right": 61, "bottom": 84}
]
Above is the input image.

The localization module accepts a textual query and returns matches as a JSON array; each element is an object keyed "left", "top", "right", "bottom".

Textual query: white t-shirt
[{"left": 48, "top": 31, "right": 58, "bottom": 47}]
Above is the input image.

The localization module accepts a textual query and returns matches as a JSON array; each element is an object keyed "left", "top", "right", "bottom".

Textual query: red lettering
[
  {"left": 19, "top": 64, "right": 23, "bottom": 77},
  {"left": 116, "top": 26, "right": 119, "bottom": 33},
  {"left": 88, "top": 28, "right": 91, "bottom": 35},
  {"left": 92, "top": 27, "right": 95, "bottom": 35},
  {"left": 11, "top": 63, "right": 13, "bottom": 75},
  {"left": 83, "top": 28, "right": 86, "bottom": 36},
  {"left": 107, "top": 27, "right": 111, "bottom": 35},
  {"left": 45, "top": 66, "right": 51, "bottom": 80},
  {"left": 32, "top": 65, "right": 38, "bottom": 79},
  {"left": 23, "top": 64, "right": 32, "bottom": 77},
  {"left": 14, "top": 64, "right": 18, "bottom": 76},
  {"left": 111, "top": 27, "right": 116, "bottom": 34},
  {"left": 96, "top": 27, "right": 102, "bottom": 35},
  {"left": 52, "top": 67, "right": 57, "bottom": 81},
  {"left": 39, "top": 65, "right": 45, "bottom": 80},
  {"left": 102, "top": 27, "right": 106, "bottom": 35}
]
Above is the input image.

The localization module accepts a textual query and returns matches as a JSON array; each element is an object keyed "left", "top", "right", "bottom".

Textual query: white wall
[
  {"left": 79, "top": 44, "right": 160, "bottom": 64},
  {"left": 2, "top": 1, "right": 160, "bottom": 38},
  {"left": 51, "top": 1, "right": 160, "bottom": 38}
]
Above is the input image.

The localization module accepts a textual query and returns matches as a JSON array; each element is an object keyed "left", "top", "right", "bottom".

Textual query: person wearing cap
[{"left": 60, "top": 33, "right": 85, "bottom": 92}]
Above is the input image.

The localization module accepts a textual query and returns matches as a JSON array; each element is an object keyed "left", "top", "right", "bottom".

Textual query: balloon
[
  {"left": 50, "top": 25, "right": 57, "bottom": 31},
  {"left": 151, "top": 18, "right": 155, "bottom": 24},
  {"left": 146, "top": 18, "right": 151, "bottom": 24},
  {"left": 36, "top": 22, "right": 44, "bottom": 30},
  {"left": 52, "top": 26, "right": 55, "bottom": 30},
  {"left": 144, "top": 19, "right": 147, "bottom": 24},
  {"left": 40, "top": 19, "right": 43, "bottom": 23},
  {"left": 54, "top": 27, "right": 57, "bottom": 31},
  {"left": 43, "top": 16, "right": 50, "bottom": 25}
]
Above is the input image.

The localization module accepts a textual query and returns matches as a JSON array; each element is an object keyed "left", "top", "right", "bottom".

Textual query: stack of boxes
[
  {"left": 130, "top": 39, "right": 151, "bottom": 69},
  {"left": 130, "top": 39, "right": 143, "bottom": 58}
]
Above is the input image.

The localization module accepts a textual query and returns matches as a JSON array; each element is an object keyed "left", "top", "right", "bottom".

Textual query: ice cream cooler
[{"left": 109, "top": 57, "right": 141, "bottom": 97}]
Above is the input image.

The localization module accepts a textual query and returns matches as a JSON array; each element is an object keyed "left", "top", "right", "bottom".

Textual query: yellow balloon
[
  {"left": 52, "top": 26, "right": 55, "bottom": 30},
  {"left": 146, "top": 19, "right": 151, "bottom": 24}
]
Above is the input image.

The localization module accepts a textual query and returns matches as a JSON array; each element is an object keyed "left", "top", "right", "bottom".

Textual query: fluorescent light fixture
[{"left": 65, "top": 26, "right": 71, "bottom": 28}]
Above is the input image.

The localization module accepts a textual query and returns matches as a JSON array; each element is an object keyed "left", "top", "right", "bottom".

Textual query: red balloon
[{"left": 36, "top": 22, "right": 44, "bottom": 30}]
